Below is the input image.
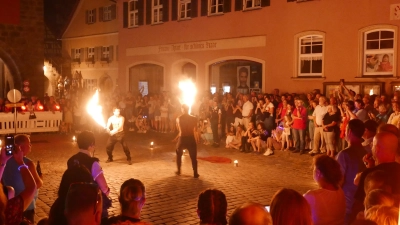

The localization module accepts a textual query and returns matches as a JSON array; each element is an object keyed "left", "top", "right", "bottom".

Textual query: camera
[{"left": 4, "top": 134, "right": 15, "bottom": 156}]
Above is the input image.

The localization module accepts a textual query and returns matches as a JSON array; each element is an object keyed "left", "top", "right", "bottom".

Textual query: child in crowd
[
  {"left": 225, "top": 126, "right": 236, "bottom": 148},
  {"left": 281, "top": 115, "right": 292, "bottom": 150}
]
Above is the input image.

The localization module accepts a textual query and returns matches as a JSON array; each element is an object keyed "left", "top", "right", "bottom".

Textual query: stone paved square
[{"left": 28, "top": 131, "right": 317, "bottom": 224}]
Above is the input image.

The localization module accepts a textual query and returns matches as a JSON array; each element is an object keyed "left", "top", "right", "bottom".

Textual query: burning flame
[
  {"left": 87, "top": 90, "right": 106, "bottom": 128},
  {"left": 179, "top": 79, "right": 197, "bottom": 114}
]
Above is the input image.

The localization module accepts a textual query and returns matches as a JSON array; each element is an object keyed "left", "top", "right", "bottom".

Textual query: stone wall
[{"left": 0, "top": 0, "right": 44, "bottom": 97}]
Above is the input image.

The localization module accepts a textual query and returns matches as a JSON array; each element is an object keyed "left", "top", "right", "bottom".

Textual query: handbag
[{"left": 29, "top": 112, "right": 36, "bottom": 119}]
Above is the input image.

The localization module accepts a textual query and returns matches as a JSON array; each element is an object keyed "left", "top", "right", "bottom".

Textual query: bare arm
[
  {"left": 95, "top": 173, "right": 110, "bottom": 196},
  {"left": 27, "top": 161, "right": 43, "bottom": 189}
]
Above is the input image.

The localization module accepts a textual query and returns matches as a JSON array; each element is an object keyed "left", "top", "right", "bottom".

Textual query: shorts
[{"left": 155, "top": 116, "right": 161, "bottom": 121}]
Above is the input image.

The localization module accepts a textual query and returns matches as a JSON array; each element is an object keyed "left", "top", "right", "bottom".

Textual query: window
[
  {"left": 103, "top": 6, "right": 112, "bottom": 21},
  {"left": 180, "top": 0, "right": 191, "bottom": 19},
  {"left": 363, "top": 29, "right": 395, "bottom": 76},
  {"left": 86, "top": 9, "right": 96, "bottom": 24},
  {"left": 83, "top": 79, "right": 97, "bottom": 91},
  {"left": 74, "top": 49, "right": 81, "bottom": 59},
  {"left": 244, "top": 0, "right": 261, "bottom": 9},
  {"left": 298, "top": 35, "right": 323, "bottom": 76},
  {"left": 129, "top": 0, "right": 139, "bottom": 27},
  {"left": 88, "top": 47, "right": 95, "bottom": 59},
  {"left": 152, "top": 0, "right": 163, "bottom": 24},
  {"left": 102, "top": 46, "right": 110, "bottom": 59},
  {"left": 209, "top": 0, "right": 223, "bottom": 15}
]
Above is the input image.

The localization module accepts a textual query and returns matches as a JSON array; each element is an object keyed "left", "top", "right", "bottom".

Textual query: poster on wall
[
  {"left": 325, "top": 84, "right": 360, "bottom": 98},
  {"left": 237, "top": 66, "right": 250, "bottom": 94},
  {"left": 365, "top": 53, "right": 394, "bottom": 74},
  {"left": 138, "top": 81, "right": 149, "bottom": 96}
]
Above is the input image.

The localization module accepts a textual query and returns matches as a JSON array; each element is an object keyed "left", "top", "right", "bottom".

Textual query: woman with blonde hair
[
  {"left": 365, "top": 205, "right": 399, "bottom": 225},
  {"left": 270, "top": 188, "right": 312, "bottom": 225}
]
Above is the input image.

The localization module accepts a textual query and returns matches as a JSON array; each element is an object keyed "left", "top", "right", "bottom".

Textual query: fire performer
[
  {"left": 105, "top": 107, "right": 132, "bottom": 165},
  {"left": 173, "top": 104, "right": 200, "bottom": 178}
]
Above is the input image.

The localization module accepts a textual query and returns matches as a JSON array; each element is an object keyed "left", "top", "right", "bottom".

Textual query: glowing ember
[
  {"left": 86, "top": 90, "right": 106, "bottom": 128},
  {"left": 179, "top": 79, "right": 197, "bottom": 114}
]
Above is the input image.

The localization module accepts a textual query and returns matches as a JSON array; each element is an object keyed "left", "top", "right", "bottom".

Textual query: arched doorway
[
  {"left": 0, "top": 58, "right": 15, "bottom": 98},
  {"left": 182, "top": 62, "right": 196, "bottom": 81},
  {"left": 209, "top": 60, "right": 262, "bottom": 95},
  {"left": 129, "top": 63, "right": 164, "bottom": 95},
  {"left": 99, "top": 74, "right": 113, "bottom": 94}
]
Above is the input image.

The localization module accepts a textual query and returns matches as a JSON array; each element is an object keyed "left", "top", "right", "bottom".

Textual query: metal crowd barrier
[{"left": 0, "top": 112, "right": 63, "bottom": 134}]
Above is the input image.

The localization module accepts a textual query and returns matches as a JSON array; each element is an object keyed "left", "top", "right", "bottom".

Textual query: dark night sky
[{"left": 44, "top": 0, "right": 79, "bottom": 38}]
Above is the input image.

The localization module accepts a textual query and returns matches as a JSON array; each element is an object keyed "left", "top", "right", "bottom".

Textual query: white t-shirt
[
  {"left": 312, "top": 105, "right": 328, "bottom": 126},
  {"left": 304, "top": 188, "right": 346, "bottom": 225},
  {"left": 264, "top": 102, "right": 274, "bottom": 116},
  {"left": 242, "top": 101, "right": 254, "bottom": 117}
]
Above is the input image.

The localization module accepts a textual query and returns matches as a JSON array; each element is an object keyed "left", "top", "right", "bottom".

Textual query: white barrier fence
[{"left": 0, "top": 112, "right": 63, "bottom": 134}]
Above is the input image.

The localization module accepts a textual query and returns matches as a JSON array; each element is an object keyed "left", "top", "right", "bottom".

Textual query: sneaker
[
  {"left": 106, "top": 158, "right": 113, "bottom": 163},
  {"left": 263, "top": 148, "right": 272, "bottom": 156},
  {"left": 308, "top": 150, "right": 319, "bottom": 154}
]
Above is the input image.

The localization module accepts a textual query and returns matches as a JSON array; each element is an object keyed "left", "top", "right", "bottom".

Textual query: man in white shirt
[
  {"left": 310, "top": 97, "right": 328, "bottom": 155},
  {"left": 241, "top": 95, "right": 254, "bottom": 130}
]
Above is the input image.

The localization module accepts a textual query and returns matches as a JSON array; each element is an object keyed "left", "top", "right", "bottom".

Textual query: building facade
[
  {"left": 116, "top": 0, "right": 400, "bottom": 96},
  {"left": 0, "top": 0, "right": 45, "bottom": 98},
  {"left": 62, "top": 0, "right": 118, "bottom": 95}
]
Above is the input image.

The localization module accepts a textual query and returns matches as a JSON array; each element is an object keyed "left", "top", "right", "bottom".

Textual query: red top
[{"left": 292, "top": 107, "right": 307, "bottom": 130}]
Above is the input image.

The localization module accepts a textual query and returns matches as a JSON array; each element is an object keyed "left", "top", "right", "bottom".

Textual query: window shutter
[
  {"left": 171, "top": 0, "right": 178, "bottom": 21},
  {"left": 85, "top": 47, "right": 89, "bottom": 60},
  {"left": 80, "top": 48, "right": 85, "bottom": 62},
  {"left": 109, "top": 46, "right": 114, "bottom": 62},
  {"left": 191, "top": 0, "right": 198, "bottom": 17},
  {"left": 138, "top": 0, "right": 144, "bottom": 25},
  {"left": 93, "top": 9, "right": 97, "bottom": 23},
  {"left": 99, "top": 7, "right": 104, "bottom": 22},
  {"left": 71, "top": 48, "right": 75, "bottom": 59},
  {"left": 85, "top": 10, "right": 89, "bottom": 24},
  {"left": 234, "top": 0, "right": 242, "bottom": 11},
  {"left": 146, "top": 0, "right": 152, "bottom": 24},
  {"left": 95, "top": 46, "right": 101, "bottom": 61},
  {"left": 261, "top": 0, "right": 270, "bottom": 7},
  {"left": 163, "top": 0, "right": 169, "bottom": 22},
  {"left": 200, "top": 0, "right": 207, "bottom": 16},
  {"left": 111, "top": 4, "right": 117, "bottom": 20},
  {"left": 123, "top": 2, "right": 128, "bottom": 27},
  {"left": 223, "top": 0, "right": 231, "bottom": 13}
]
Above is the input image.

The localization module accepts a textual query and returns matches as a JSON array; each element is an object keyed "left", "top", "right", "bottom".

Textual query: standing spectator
[
  {"left": 368, "top": 103, "right": 388, "bottom": 124},
  {"left": 3, "top": 134, "right": 43, "bottom": 224},
  {"left": 197, "top": 189, "right": 228, "bottom": 225},
  {"left": 103, "top": 179, "right": 149, "bottom": 225},
  {"left": 147, "top": 95, "right": 156, "bottom": 130},
  {"left": 160, "top": 101, "right": 169, "bottom": 133},
  {"left": 362, "top": 120, "right": 378, "bottom": 154},
  {"left": 291, "top": 99, "right": 308, "bottom": 154},
  {"left": 336, "top": 119, "right": 366, "bottom": 224},
  {"left": 210, "top": 101, "right": 221, "bottom": 147},
  {"left": 263, "top": 96, "right": 275, "bottom": 132},
  {"left": 304, "top": 155, "right": 346, "bottom": 225},
  {"left": 229, "top": 202, "right": 272, "bottom": 225},
  {"left": 307, "top": 100, "right": 317, "bottom": 150},
  {"left": 67, "top": 131, "right": 111, "bottom": 219},
  {"left": 241, "top": 95, "right": 254, "bottom": 130},
  {"left": 309, "top": 96, "right": 328, "bottom": 156},
  {"left": 322, "top": 105, "right": 340, "bottom": 157},
  {"left": 125, "top": 92, "right": 134, "bottom": 124},
  {"left": 349, "top": 99, "right": 369, "bottom": 121},
  {"left": 270, "top": 188, "right": 312, "bottom": 225}
]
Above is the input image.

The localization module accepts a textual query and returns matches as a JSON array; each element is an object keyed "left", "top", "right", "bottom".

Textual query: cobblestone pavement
[{"left": 27, "top": 131, "right": 317, "bottom": 224}]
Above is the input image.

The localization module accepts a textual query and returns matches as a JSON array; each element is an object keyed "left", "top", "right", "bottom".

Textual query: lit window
[
  {"left": 102, "top": 46, "right": 110, "bottom": 59},
  {"left": 298, "top": 35, "right": 323, "bottom": 76},
  {"left": 209, "top": 0, "right": 223, "bottom": 15},
  {"left": 88, "top": 47, "right": 95, "bottom": 59},
  {"left": 129, "top": 0, "right": 139, "bottom": 27},
  {"left": 244, "top": 0, "right": 261, "bottom": 9},
  {"left": 363, "top": 29, "right": 395, "bottom": 76},
  {"left": 179, "top": 0, "right": 191, "bottom": 19},
  {"left": 103, "top": 6, "right": 112, "bottom": 21},
  {"left": 152, "top": 0, "right": 163, "bottom": 24}
]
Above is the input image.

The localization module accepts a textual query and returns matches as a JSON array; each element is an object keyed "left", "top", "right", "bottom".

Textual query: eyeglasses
[{"left": 68, "top": 182, "right": 102, "bottom": 215}]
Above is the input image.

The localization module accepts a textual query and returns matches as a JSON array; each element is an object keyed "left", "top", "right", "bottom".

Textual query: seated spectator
[
  {"left": 240, "top": 122, "right": 255, "bottom": 153},
  {"left": 2, "top": 134, "right": 43, "bottom": 224},
  {"left": 229, "top": 202, "right": 272, "bottom": 225},
  {"left": 364, "top": 189, "right": 395, "bottom": 212},
  {"left": 270, "top": 188, "right": 312, "bottom": 225},
  {"left": 387, "top": 101, "right": 400, "bottom": 129},
  {"left": 376, "top": 124, "right": 400, "bottom": 164},
  {"left": 368, "top": 104, "right": 388, "bottom": 124},
  {"left": 103, "top": 178, "right": 149, "bottom": 225},
  {"left": 363, "top": 170, "right": 393, "bottom": 195},
  {"left": 225, "top": 126, "right": 236, "bottom": 148},
  {"left": 197, "top": 189, "right": 228, "bottom": 225},
  {"left": 48, "top": 165, "right": 93, "bottom": 225},
  {"left": 201, "top": 119, "right": 214, "bottom": 145},
  {"left": 304, "top": 155, "right": 346, "bottom": 225},
  {"left": 248, "top": 123, "right": 269, "bottom": 154},
  {"left": 227, "top": 125, "right": 244, "bottom": 149},
  {"left": 0, "top": 145, "right": 37, "bottom": 225},
  {"left": 64, "top": 182, "right": 103, "bottom": 225},
  {"left": 364, "top": 205, "right": 399, "bottom": 225},
  {"left": 136, "top": 113, "right": 148, "bottom": 133}
]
